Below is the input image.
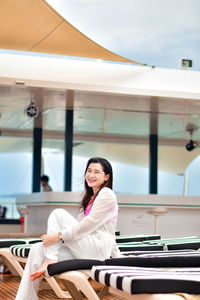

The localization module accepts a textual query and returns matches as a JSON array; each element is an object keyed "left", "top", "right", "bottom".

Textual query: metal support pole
[
  {"left": 31, "top": 89, "right": 43, "bottom": 192},
  {"left": 32, "top": 126, "right": 42, "bottom": 192},
  {"left": 149, "top": 98, "right": 158, "bottom": 194},
  {"left": 64, "top": 90, "right": 74, "bottom": 191},
  {"left": 149, "top": 134, "right": 158, "bottom": 194}
]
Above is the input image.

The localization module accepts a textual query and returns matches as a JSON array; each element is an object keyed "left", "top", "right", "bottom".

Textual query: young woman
[{"left": 15, "top": 157, "right": 120, "bottom": 299}]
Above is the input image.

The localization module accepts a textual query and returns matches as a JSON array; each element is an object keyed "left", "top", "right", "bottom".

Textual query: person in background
[
  {"left": 41, "top": 175, "right": 53, "bottom": 192},
  {"left": 15, "top": 157, "right": 120, "bottom": 299}
]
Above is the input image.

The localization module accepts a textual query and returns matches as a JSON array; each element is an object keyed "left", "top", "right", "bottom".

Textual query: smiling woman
[{"left": 15, "top": 157, "right": 120, "bottom": 300}]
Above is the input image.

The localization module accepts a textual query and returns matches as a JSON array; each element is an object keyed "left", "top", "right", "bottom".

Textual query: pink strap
[{"left": 84, "top": 199, "right": 94, "bottom": 217}]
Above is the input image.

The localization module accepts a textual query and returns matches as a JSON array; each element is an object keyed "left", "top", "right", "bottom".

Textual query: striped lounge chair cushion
[
  {"left": 91, "top": 265, "right": 200, "bottom": 294},
  {"left": 10, "top": 244, "right": 32, "bottom": 257},
  {"left": 9, "top": 239, "right": 41, "bottom": 257}
]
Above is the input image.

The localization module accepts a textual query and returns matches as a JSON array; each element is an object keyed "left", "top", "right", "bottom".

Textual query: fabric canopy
[{"left": 0, "top": 0, "right": 145, "bottom": 65}]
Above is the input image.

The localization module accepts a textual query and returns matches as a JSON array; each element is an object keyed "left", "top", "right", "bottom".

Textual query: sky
[{"left": 46, "top": 0, "right": 200, "bottom": 70}]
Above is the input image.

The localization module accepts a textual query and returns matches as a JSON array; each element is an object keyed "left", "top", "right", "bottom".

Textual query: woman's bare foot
[{"left": 30, "top": 258, "right": 57, "bottom": 281}]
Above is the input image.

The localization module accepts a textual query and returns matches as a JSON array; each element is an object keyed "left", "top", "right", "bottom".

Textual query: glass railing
[{"left": 0, "top": 195, "right": 20, "bottom": 219}]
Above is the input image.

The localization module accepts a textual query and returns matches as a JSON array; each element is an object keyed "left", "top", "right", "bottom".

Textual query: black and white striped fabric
[
  {"left": 10, "top": 244, "right": 34, "bottom": 258},
  {"left": 91, "top": 265, "right": 200, "bottom": 295}
]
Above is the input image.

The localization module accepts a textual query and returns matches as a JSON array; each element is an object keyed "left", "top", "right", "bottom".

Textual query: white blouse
[{"left": 61, "top": 187, "right": 120, "bottom": 258}]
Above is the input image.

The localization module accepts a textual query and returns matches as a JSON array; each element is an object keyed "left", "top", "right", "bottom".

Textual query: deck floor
[{"left": 0, "top": 273, "right": 120, "bottom": 300}]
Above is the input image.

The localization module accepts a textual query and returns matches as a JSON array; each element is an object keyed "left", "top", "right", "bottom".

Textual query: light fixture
[
  {"left": 185, "top": 123, "right": 198, "bottom": 151},
  {"left": 25, "top": 98, "right": 39, "bottom": 119},
  {"left": 185, "top": 140, "right": 197, "bottom": 151}
]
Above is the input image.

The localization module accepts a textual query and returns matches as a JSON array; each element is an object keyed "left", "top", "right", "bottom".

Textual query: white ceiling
[{"left": 1, "top": 84, "right": 200, "bottom": 174}]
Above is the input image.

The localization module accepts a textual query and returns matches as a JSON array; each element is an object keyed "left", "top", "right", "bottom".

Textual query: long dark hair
[{"left": 81, "top": 157, "right": 113, "bottom": 211}]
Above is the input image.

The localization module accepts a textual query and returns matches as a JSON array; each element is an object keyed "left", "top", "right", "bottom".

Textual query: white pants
[{"left": 15, "top": 208, "right": 108, "bottom": 300}]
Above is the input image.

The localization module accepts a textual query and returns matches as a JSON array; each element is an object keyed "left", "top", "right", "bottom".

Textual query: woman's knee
[
  {"left": 48, "top": 208, "right": 77, "bottom": 231},
  {"left": 50, "top": 208, "right": 67, "bottom": 217},
  {"left": 28, "top": 242, "right": 44, "bottom": 259}
]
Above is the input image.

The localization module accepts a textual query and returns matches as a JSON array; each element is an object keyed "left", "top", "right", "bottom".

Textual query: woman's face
[{"left": 85, "top": 162, "right": 109, "bottom": 193}]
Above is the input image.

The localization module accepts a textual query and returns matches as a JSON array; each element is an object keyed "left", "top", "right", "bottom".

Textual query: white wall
[{"left": 17, "top": 192, "right": 200, "bottom": 238}]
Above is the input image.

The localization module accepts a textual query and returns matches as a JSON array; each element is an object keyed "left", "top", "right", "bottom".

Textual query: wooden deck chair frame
[
  {"left": 52, "top": 272, "right": 185, "bottom": 300},
  {"left": 0, "top": 248, "right": 24, "bottom": 276},
  {"left": 56, "top": 271, "right": 108, "bottom": 300},
  {"left": 0, "top": 248, "right": 70, "bottom": 298}
]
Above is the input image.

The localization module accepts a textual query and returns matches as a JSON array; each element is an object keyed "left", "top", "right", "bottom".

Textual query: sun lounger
[
  {"left": 117, "top": 236, "right": 200, "bottom": 251},
  {"left": 0, "top": 238, "right": 41, "bottom": 275},
  {"left": 7, "top": 243, "right": 200, "bottom": 299},
  {"left": 9, "top": 244, "right": 72, "bottom": 298},
  {"left": 91, "top": 252, "right": 200, "bottom": 299},
  {"left": 150, "top": 237, "right": 200, "bottom": 250},
  {"left": 47, "top": 251, "right": 200, "bottom": 299}
]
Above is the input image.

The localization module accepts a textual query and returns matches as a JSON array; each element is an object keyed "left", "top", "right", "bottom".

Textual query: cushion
[
  {"left": 10, "top": 244, "right": 32, "bottom": 257},
  {"left": 105, "top": 252, "right": 200, "bottom": 267},
  {"left": 0, "top": 239, "right": 26, "bottom": 248},
  {"left": 116, "top": 234, "right": 161, "bottom": 243},
  {"left": 91, "top": 265, "right": 200, "bottom": 294},
  {"left": 121, "top": 249, "right": 196, "bottom": 256},
  {"left": 47, "top": 259, "right": 104, "bottom": 276},
  {"left": 0, "top": 237, "right": 41, "bottom": 248},
  {"left": 167, "top": 241, "right": 200, "bottom": 250},
  {"left": 47, "top": 251, "right": 200, "bottom": 276},
  {"left": 118, "top": 244, "right": 163, "bottom": 251},
  {"left": 27, "top": 238, "right": 42, "bottom": 244},
  {"left": 9, "top": 239, "right": 41, "bottom": 257}
]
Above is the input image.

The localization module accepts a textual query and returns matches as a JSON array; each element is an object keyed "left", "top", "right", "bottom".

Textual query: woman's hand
[{"left": 41, "top": 233, "right": 60, "bottom": 247}]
